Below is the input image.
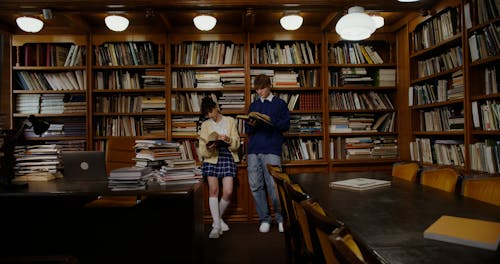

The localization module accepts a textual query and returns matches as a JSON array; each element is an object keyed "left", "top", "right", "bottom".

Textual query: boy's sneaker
[{"left": 259, "top": 222, "right": 270, "bottom": 233}]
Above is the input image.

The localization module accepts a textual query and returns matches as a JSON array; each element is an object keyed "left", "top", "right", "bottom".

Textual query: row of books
[
  {"left": 329, "top": 91, "right": 394, "bottom": 111},
  {"left": 412, "top": 7, "right": 459, "bottom": 52},
  {"left": 95, "top": 70, "right": 160, "bottom": 90},
  {"left": 471, "top": 100, "right": 500, "bottom": 131},
  {"left": 327, "top": 42, "right": 384, "bottom": 64},
  {"left": 24, "top": 121, "right": 86, "bottom": 138},
  {"left": 282, "top": 138, "right": 323, "bottom": 161},
  {"left": 251, "top": 41, "right": 317, "bottom": 65},
  {"left": 418, "top": 106, "right": 464, "bottom": 132},
  {"left": 464, "top": 0, "right": 500, "bottom": 27},
  {"left": 329, "top": 113, "right": 395, "bottom": 133},
  {"left": 289, "top": 115, "right": 322, "bottom": 134},
  {"left": 94, "top": 42, "right": 158, "bottom": 66},
  {"left": 469, "top": 140, "right": 500, "bottom": 174},
  {"left": 95, "top": 95, "right": 166, "bottom": 113},
  {"left": 16, "top": 94, "right": 86, "bottom": 114},
  {"left": 172, "top": 42, "right": 244, "bottom": 65},
  {"left": 410, "top": 138, "right": 465, "bottom": 166},
  {"left": 416, "top": 46, "right": 463, "bottom": 79},
  {"left": 408, "top": 70, "right": 464, "bottom": 106},
  {"left": 16, "top": 70, "right": 86, "bottom": 91},
  {"left": 19, "top": 44, "right": 85, "bottom": 67},
  {"left": 329, "top": 68, "right": 396, "bottom": 87},
  {"left": 172, "top": 68, "right": 244, "bottom": 88},
  {"left": 468, "top": 24, "right": 500, "bottom": 61},
  {"left": 483, "top": 66, "right": 499, "bottom": 95},
  {"left": 330, "top": 136, "right": 398, "bottom": 160},
  {"left": 94, "top": 116, "right": 165, "bottom": 137}
]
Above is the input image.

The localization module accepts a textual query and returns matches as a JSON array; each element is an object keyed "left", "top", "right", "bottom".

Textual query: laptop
[{"left": 62, "top": 151, "right": 107, "bottom": 181}]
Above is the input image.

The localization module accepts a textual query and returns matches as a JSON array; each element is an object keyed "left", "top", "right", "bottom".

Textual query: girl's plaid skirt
[{"left": 202, "top": 147, "right": 237, "bottom": 178}]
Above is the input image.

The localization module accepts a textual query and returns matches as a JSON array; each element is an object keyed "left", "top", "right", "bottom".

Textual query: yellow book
[
  {"left": 424, "top": 215, "right": 500, "bottom": 251},
  {"left": 359, "top": 46, "right": 374, "bottom": 64}
]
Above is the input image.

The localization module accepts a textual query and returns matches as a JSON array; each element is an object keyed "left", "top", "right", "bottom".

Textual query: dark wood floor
[{"left": 203, "top": 222, "right": 286, "bottom": 264}]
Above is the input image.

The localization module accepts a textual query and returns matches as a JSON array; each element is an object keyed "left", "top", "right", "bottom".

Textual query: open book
[
  {"left": 203, "top": 131, "right": 229, "bottom": 148},
  {"left": 329, "top": 178, "right": 391, "bottom": 191},
  {"left": 236, "top": 111, "right": 272, "bottom": 126}
]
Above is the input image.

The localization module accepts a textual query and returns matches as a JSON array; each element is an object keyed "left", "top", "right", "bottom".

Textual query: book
[
  {"left": 236, "top": 111, "right": 272, "bottom": 126},
  {"left": 202, "top": 131, "right": 229, "bottom": 148},
  {"left": 424, "top": 215, "right": 500, "bottom": 251},
  {"left": 109, "top": 166, "right": 153, "bottom": 178},
  {"left": 329, "top": 178, "right": 391, "bottom": 191}
]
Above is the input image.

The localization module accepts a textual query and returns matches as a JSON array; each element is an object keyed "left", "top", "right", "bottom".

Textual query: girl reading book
[{"left": 198, "top": 96, "right": 240, "bottom": 239}]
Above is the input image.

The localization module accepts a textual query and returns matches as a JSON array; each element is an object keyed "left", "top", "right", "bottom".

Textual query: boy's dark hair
[
  {"left": 201, "top": 96, "right": 217, "bottom": 117},
  {"left": 254, "top": 74, "right": 271, "bottom": 90}
]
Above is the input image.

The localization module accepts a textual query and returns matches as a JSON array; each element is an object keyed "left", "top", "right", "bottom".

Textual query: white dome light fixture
[
  {"left": 16, "top": 16, "right": 44, "bottom": 33},
  {"left": 371, "top": 15, "right": 384, "bottom": 29},
  {"left": 280, "top": 14, "right": 303, "bottom": 31},
  {"left": 335, "top": 6, "right": 376, "bottom": 41},
  {"left": 193, "top": 14, "right": 217, "bottom": 31},
  {"left": 105, "top": 15, "right": 129, "bottom": 32}
]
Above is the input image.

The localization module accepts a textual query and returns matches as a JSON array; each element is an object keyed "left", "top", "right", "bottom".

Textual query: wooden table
[
  {"left": 291, "top": 171, "right": 500, "bottom": 264},
  {"left": 0, "top": 179, "right": 204, "bottom": 264}
]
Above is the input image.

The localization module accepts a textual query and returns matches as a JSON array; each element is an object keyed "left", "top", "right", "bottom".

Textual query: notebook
[
  {"left": 62, "top": 151, "right": 107, "bottom": 181},
  {"left": 329, "top": 178, "right": 391, "bottom": 191}
]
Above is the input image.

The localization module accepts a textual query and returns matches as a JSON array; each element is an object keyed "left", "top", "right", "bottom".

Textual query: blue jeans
[{"left": 247, "top": 153, "right": 283, "bottom": 224}]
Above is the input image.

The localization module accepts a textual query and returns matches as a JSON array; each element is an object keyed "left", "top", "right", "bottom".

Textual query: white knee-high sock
[
  {"left": 209, "top": 197, "right": 220, "bottom": 228},
  {"left": 219, "top": 198, "right": 230, "bottom": 217}
]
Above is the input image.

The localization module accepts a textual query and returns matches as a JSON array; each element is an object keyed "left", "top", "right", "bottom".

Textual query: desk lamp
[{"left": 0, "top": 115, "right": 49, "bottom": 189}]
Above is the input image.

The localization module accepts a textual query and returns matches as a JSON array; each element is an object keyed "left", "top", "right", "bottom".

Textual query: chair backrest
[
  {"left": 420, "top": 167, "right": 459, "bottom": 193},
  {"left": 328, "top": 226, "right": 367, "bottom": 264},
  {"left": 105, "top": 137, "right": 136, "bottom": 174},
  {"left": 462, "top": 177, "right": 500, "bottom": 206},
  {"left": 392, "top": 162, "right": 419, "bottom": 182},
  {"left": 301, "top": 198, "right": 344, "bottom": 264},
  {"left": 284, "top": 181, "right": 314, "bottom": 262}
]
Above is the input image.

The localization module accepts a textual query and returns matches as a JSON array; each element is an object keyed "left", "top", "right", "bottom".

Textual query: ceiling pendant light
[
  {"left": 335, "top": 6, "right": 376, "bottom": 41},
  {"left": 16, "top": 16, "right": 44, "bottom": 33},
  {"left": 371, "top": 15, "right": 384, "bottom": 29},
  {"left": 193, "top": 14, "right": 217, "bottom": 31},
  {"left": 280, "top": 13, "right": 303, "bottom": 31},
  {"left": 105, "top": 14, "right": 129, "bottom": 32}
]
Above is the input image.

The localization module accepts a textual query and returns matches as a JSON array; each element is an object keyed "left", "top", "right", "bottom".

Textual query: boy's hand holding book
[{"left": 237, "top": 112, "right": 272, "bottom": 126}]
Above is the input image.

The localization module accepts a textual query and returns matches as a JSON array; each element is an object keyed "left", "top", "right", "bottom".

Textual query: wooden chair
[
  {"left": 420, "top": 167, "right": 460, "bottom": 193},
  {"left": 85, "top": 138, "right": 140, "bottom": 208},
  {"left": 328, "top": 226, "right": 368, "bottom": 264},
  {"left": 462, "top": 177, "right": 500, "bottom": 206},
  {"left": 284, "top": 181, "right": 314, "bottom": 263},
  {"left": 392, "top": 162, "right": 419, "bottom": 182},
  {"left": 300, "top": 198, "right": 345, "bottom": 264}
]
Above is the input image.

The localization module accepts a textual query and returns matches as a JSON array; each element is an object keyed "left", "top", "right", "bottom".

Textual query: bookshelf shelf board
[
  {"left": 410, "top": 34, "right": 462, "bottom": 58},
  {"left": 329, "top": 109, "right": 395, "bottom": 113},
  {"left": 220, "top": 110, "right": 246, "bottom": 115},
  {"left": 283, "top": 160, "right": 328, "bottom": 166},
  {"left": 250, "top": 64, "right": 321, "bottom": 68},
  {"left": 330, "top": 158, "right": 398, "bottom": 165},
  {"left": 92, "top": 65, "right": 165, "bottom": 70},
  {"left": 328, "top": 63, "right": 396, "bottom": 68},
  {"left": 467, "top": 17, "right": 500, "bottom": 33},
  {"left": 92, "top": 88, "right": 165, "bottom": 93},
  {"left": 171, "top": 87, "right": 244, "bottom": 92},
  {"left": 329, "top": 132, "right": 398, "bottom": 136},
  {"left": 93, "top": 112, "right": 166, "bottom": 116},
  {"left": 410, "top": 66, "right": 463, "bottom": 85},
  {"left": 25, "top": 136, "right": 87, "bottom": 141},
  {"left": 13, "top": 66, "right": 87, "bottom": 71},
  {"left": 272, "top": 87, "right": 322, "bottom": 91},
  {"left": 171, "top": 64, "right": 245, "bottom": 69},
  {"left": 471, "top": 93, "right": 500, "bottom": 101},
  {"left": 13, "top": 90, "right": 86, "bottom": 94},
  {"left": 171, "top": 134, "right": 198, "bottom": 139},
  {"left": 471, "top": 130, "right": 500, "bottom": 136},
  {"left": 410, "top": 98, "right": 464, "bottom": 109},
  {"left": 171, "top": 111, "right": 200, "bottom": 115},
  {"left": 13, "top": 113, "right": 86, "bottom": 118},
  {"left": 284, "top": 133, "right": 323, "bottom": 137},
  {"left": 420, "top": 163, "right": 465, "bottom": 170},
  {"left": 413, "top": 131, "right": 464, "bottom": 136},
  {"left": 469, "top": 54, "right": 500, "bottom": 67},
  {"left": 93, "top": 135, "right": 166, "bottom": 140},
  {"left": 291, "top": 110, "right": 323, "bottom": 114},
  {"left": 330, "top": 86, "right": 396, "bottom": 91}
]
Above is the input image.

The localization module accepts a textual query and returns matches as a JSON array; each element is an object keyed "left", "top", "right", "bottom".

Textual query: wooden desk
[
  {"left": 0, "top": 179, "right": 204, "bottom": 264},
  {"left": 291, "top": 171, "right": 500, "bottom": 264}
]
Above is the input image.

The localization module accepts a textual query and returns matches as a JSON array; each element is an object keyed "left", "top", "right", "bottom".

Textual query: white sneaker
[
  {"left": 278, "top": 222, "right": 284, "bottom": 233},
  {"left": 209, "top": 227, "right": 221, "bottom": 239},
  {"left": 259, "top": 222, "right": 271, "bottom": 233},
  {"left": 212, "top": 220, "right": 230, "bottom": 232}
]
